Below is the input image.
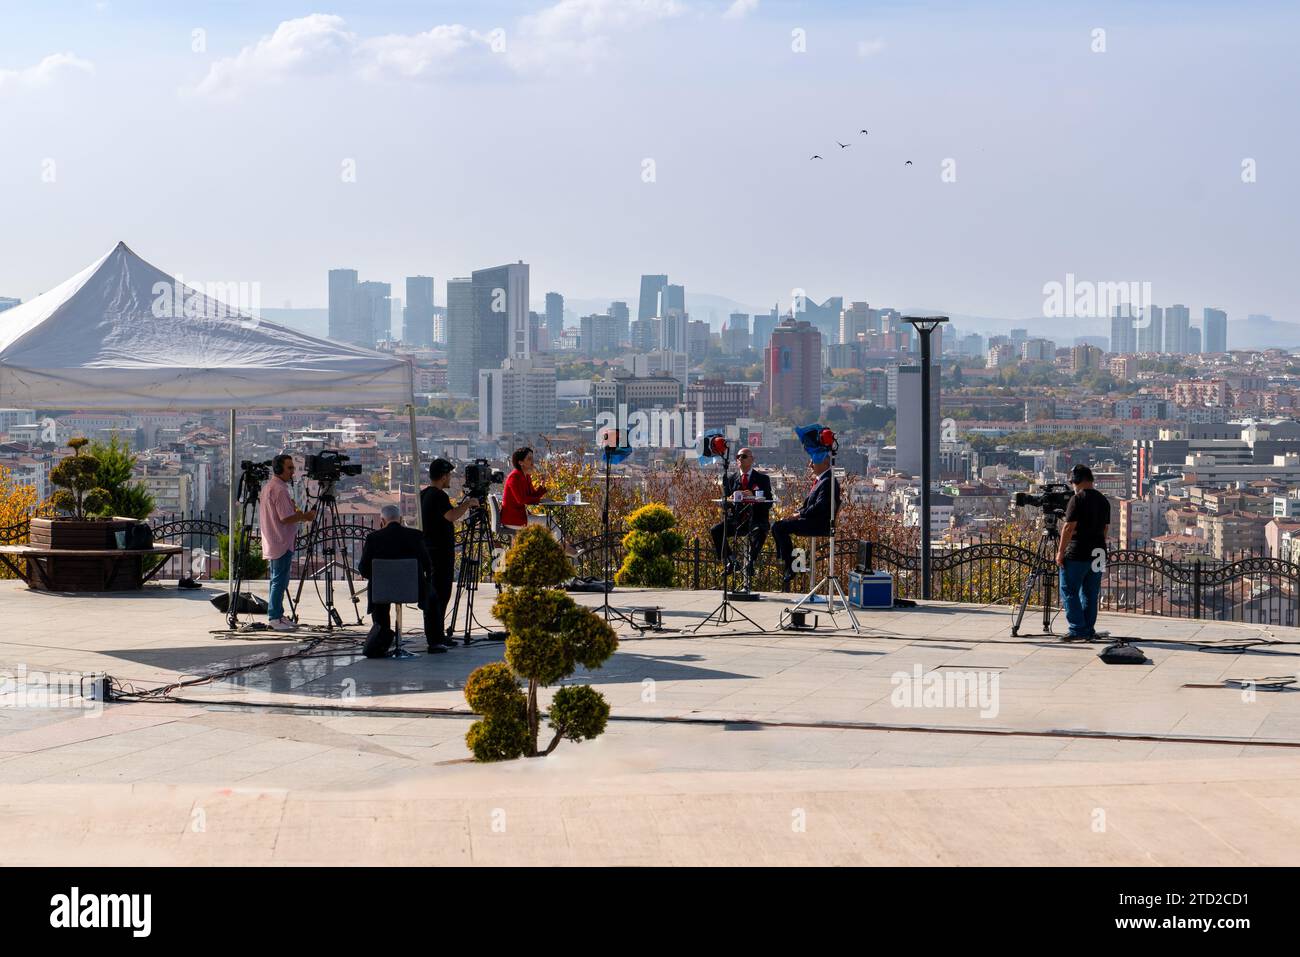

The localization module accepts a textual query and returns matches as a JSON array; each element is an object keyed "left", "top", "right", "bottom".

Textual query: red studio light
[
  {"left": 709, "top": 435, "right": 729, "bottom": 456},
  {"left": 819, "top": 428, "right": 836, "bottom": 448}
]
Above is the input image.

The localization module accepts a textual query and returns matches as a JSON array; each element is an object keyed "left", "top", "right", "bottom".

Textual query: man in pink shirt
[{"left": 258, "top": 454, "right": 317, "bottom": 631}]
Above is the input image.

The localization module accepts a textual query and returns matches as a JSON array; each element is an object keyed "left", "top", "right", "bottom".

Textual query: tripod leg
[{"left": 1011, "top": 569, "right": 1037, "bottom": 637}]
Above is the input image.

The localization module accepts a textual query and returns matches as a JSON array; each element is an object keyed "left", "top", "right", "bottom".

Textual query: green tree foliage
[
  {"left": 49, "top": 438, "right": 110, "bottom": 520},
  {"left": 464, "top": 525, "right": 618, "bottom": 760},
  {"left": 212, "top": 525, "right": 269, "bottom": 580},
  {"left": 87, "top": 435, "right": 155, "bottom": 518}
]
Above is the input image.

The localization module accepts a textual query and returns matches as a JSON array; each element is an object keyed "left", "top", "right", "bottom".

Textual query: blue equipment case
[{"left": 848, "top": 570, "right": 893, "bottom": 609}]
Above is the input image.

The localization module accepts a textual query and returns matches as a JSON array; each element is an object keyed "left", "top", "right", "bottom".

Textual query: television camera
[
  {"left": 304, "top": 449, "right": 362, "bottom": 483},
  {"left": 464, "top": 459, "right": 504, "bottom": 503}
]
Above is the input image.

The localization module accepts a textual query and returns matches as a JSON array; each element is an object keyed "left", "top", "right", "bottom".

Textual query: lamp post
[{"left": 904, "top": 316, "right": 948, "bottom": 600}]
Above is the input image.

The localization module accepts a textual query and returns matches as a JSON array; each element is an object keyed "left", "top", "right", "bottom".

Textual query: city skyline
[{"left": 2, "top": 0, "right": 1297, "bottom": 323}]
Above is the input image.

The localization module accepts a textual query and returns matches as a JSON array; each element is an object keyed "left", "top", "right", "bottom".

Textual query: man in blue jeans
[
  {"left": 258, "top": 454, "right": 317, "bottom": 631},
  {"left": 1055, "top": 464, "right": 1111, "bottom": 640}
]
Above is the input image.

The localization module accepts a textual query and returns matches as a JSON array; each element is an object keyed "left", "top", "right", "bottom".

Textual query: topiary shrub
[
  {"left": 49, "top": 438, "right": 110, "bottom": 520},
  {"left": 615, "top": 503, "right": 683, "bottom": 587},
  {"left": 464, "top": 524, "right": 618, "bottom": 760}
]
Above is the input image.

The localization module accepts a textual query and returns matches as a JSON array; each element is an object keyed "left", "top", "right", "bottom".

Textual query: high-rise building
[
  {"left": 609, "top": 300, "right": 630, "bottom": 346},
  {"left": 404, "top": 276, "right": 435, "bottom": 348},
  {"left": 472, "top": 262, "right": 529, "bottom": 362},
  {"left": 895, "top": 365, "right": 940, "bottom": 478},
  {"left": 799, "top": 295, "right": 843, "bottom": 343},
  {"left": 1110, "top": 305, "right": 1136, "bottom": 355},
  {"left": 839, "top": 302, "right": 871, "bottom": 344},
  {"left": 630, "top": 317, "right": 659, "bottom": 352},
  {"left": 762, "top": 319, "right": 821, "bottom": 419},
  {"left": 752, "top": 307, "right": 778, "bottom": 354},
  {"left": 687, "top": 319, "right": 712, "bottom": 363},
  {"left": 722, "top": 313, "right": 750, "bottom": 354},
  {"left": 629, "top": 350, "right": 688, "bottom": 387},
  {"left": 357, "top": 280, "right": 391, "bottom": 344},
  {"left": 579, "top": 314, "right": 620, "bottom": 356},
  {"left": 1188, "top": 325, "right": 1202, "bottom": 354},
  {"left": 545, "top": 292, "right": 565, "bottom": 347},
  {"left": 1021, "top": 338, "right": 1055, "bottom": 362},
  {"left": 1203, "top": 307, "right": 1228, "bottom": 353},
  {"left": 1164, "top": 304, "right": 1190, "bottom": 355},
  {"left": 328, "top": 269, "right": 359, "bottom": 343},
  {"left": 638, "top": 274, "right": 667, "bottom": 321},
  {"left": 446, "top": 277, "right": 474, "bottom": 396},
  {"left": 687, "top": 378, "right": 752, "bottom": 432},
  {"left": 1071, "top": 343, "right": 1103, "bottom": 373},
  {"left": 478, "top": 354, "right": 557, "bottom": 436},
  {"left": 1137, "top": 304, "right": 1163, "bottom": 353},
  {"left": 660, "top": 284, "right": 686, "bottom": 352}
]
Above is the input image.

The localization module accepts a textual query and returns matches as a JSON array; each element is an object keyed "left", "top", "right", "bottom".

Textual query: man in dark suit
[
  {"left": 359, "top": 505, "right": 433, "bottom": 658},
  {"left": 772, "top": 457, "right": 841, "bottom": 589},
  {"left": 710, "top": 447, "right": 773, "bottom": 577}
]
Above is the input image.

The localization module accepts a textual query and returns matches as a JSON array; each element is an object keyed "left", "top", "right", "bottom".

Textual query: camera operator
[
  {"left": 421, "top": 458, "right": 478, "bottom": 651},
  {"left": 1055, "top": 464, "right": 1111, "bottom": 640},
  {"left": 258, "top": 453, "right": 317, "bottom": 632}
]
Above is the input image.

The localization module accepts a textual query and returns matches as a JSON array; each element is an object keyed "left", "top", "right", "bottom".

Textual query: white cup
[
  {"left": 733, "top": 490, "right": 743, "bottom": 502},
  {"left": 755, "top": 490, "right": 764, "bottom": 500}
]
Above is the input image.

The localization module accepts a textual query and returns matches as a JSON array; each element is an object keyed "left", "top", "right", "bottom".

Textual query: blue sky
[{"left": 1, "top": 0, "right": 1297, "bottom": 329}]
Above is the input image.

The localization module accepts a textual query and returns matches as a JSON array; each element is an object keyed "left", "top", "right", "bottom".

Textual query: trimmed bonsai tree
[
  {"left": 463, "top": 524, "right": 618, "bottom": 761},
  {"left": 48, "top": 438, "right": 110, "bottom": 520},
  {"left": 615, "top": 503, "right": 684, "bottom": 587}
]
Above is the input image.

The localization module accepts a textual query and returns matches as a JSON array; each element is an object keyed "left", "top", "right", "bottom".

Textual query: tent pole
[
  {"left": 408, "top": 403, "right": 422, "bottom": 531},
  {"left": 228, "top": 409, "right": 236, "bottom": 605}
]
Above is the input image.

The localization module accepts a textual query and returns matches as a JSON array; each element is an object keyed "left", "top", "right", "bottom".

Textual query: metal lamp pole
[{"left": 904, "top": 316, "right": 948, "bottom": 600}]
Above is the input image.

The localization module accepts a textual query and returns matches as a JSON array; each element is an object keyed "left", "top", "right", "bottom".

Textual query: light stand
[
  {"left": 780, "top": 451, "right": 860, "bottom": 634},
  {"left": 599, "top": 446, "right": 636, "bottom": 627},
  {"left": 694, "top": 446, "right": 761, "bottom": 632},
  {"left": 904, "top": 315, "right": 948, "bottom": 601}
]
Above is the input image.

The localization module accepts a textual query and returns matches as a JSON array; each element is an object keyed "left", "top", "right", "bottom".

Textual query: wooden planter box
[{"left": 26, "top": 517, "right": 143, "bottom": 592}]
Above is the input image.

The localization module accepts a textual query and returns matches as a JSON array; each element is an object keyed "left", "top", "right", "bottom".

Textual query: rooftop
[{"left": 3, "top": 579, "right": 1300, "bottom": 865}]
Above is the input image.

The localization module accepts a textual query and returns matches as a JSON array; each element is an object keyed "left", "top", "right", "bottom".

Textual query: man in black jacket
[
  {"left": 710, "top": 447, "right": 773, "bottom": 577},
  {"left": 359, "top": 505, "right": 433, "bottom": 658},
  {"left": 420, "top": 458, "right": 478, "bottom": 651},
  {"left": 772, "top": 457, "right": 841, "bottom": 589}
]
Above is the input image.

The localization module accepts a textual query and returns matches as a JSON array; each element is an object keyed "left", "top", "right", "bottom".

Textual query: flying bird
[
  {"left": 810, "top": 154, "right": 823, "bottom": 160},
  {"left": 859, "top": 129, "right": 869, "bottom": 135},
  {"left": 837, "top": 141, "right": 850, "bottom": 149},
  {"left": 905, "top": 160, "right": 913, "bottom": 166}
]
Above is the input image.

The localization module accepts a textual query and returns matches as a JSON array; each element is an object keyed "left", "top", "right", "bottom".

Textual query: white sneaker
[
  {"left": 269, "top": 617, "right": 298, "bottom": 632},
  {"left": 1092, "top": 629, "right": 1111, "bottom": 639}
]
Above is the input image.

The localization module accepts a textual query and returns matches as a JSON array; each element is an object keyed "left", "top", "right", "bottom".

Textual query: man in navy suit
[
  {"left": 710, "top": 447, "right": 773, "bottom": 576},
  {"left": 772, "top": 457, "right": 841, "bottom": 589}
]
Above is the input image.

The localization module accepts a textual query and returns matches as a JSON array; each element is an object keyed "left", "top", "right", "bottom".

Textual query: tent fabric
[{"left": 0, "top": 242, "right": 413, "bottom": 410}]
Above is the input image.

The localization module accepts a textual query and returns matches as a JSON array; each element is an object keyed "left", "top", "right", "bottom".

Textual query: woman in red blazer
[{"left": 500, "top": 447, "right": 578, "bottom": 555}]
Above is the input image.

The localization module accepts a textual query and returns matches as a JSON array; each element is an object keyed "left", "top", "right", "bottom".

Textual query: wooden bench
[{"left": 0, "top": 544, "right": 184, "bottom": 591}]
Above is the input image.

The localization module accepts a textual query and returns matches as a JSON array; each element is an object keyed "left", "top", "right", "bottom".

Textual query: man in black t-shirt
[
  {"left": 420, "top": 459, "right": 479, "bottom": 652},
  {"left": 1055, "top": 464, "right": 1111, "bottom": 640}
]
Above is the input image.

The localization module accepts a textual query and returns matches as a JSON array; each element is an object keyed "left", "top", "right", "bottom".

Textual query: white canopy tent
[{"left": 0, "top": 242, "right": 421, "bottom": 601}]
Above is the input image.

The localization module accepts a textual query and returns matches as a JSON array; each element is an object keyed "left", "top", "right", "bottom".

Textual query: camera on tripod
[
  {"left": 464, "top": 458, "right": 504, "bottom": 502},
  {"left": 305, "top": 449, "right": 362, "bottom": 483},
  {"left": 237, "top": 459, "right": 272, "bottom": 502},
  {"left": 1013, "top": 483, "right": 1073, "bottom": 518}
]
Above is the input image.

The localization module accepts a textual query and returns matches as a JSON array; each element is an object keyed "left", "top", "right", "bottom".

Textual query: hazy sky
[{"left": 1, "top": 0, "right": 1297, "bottom": 326}]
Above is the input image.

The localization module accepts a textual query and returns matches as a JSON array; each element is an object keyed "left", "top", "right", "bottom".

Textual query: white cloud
[
  {"left": 0, "top": 52, "right": 95, "bottom": 94},
  {"left": 724, "top": 0, "right": 758, "bottom": 20},
  {"left": 358, "top": 25, "right": 490, "bottom": 80},
  {"left": 193, "top": 14, "right": 355, "bottom": 98},
  {"left": 857, "top": 38, "right": 885, "bottom": 58},
  {"left": 512, "top": 0, "right": 686, "bottom": 71}
]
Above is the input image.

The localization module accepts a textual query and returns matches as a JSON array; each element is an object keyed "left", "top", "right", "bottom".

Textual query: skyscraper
[
  {"left": 638, "top": 274, "right": 668, "bottom": 322},
  {"left": 472, "top": 262, "right": 529, "bottom": 362},
  {"left": 1203, "top": 307, "right": 1228, "bottom": 353},
  {"left": 752, "top": 307, "right": 778, "bottom": 354},
  {"left": 357, "top": 280, "right": 391, "bottom": 345},
  {"left": 1110, "top": 305, "right": 1136, "bottom": 354},
  {"left": 609, "top": 300, "right": 630, "bottom": 346},
  {"left": 328, "top": 269, "right": 359, "bottom": 343},
  {"left": 660, "top": 283, "right": 686, "bottom": 352},
  {"left": 799, "top": 295, "right": 843, "bottom": 343},
  {"left": 1164, "top": 304, "right": 1190, "bottom": 355},
  {"left": 762, "top": 319, "right": 822, "bottom": 419},
  {"left": 479, "top": 354, "right": 557, "bottom": 437},
  {"left": 446, "top": 277, "right": 474, "bottom": 396},
  {"left": 839, "top": 302, "right": 871, "bottom": 344},
  {"left": 545, "top": 292, "right": 564, "bottom": 347},
  {"left": 1137, "top": 304, "right": 1163, "bottom": 353},
  {"left": 404, "top": 276, "right": 435, "bottom": 348}
]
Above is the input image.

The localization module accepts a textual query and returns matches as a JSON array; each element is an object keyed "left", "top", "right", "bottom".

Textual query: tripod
[
  {"left": 695, "top": 451, "right": 761, "bottom": 632},
  {"left": 780, "top": 457, "right": 860, "bottom": 634},
  {"left": 599, "top": 448, "right": 636, "bottom": 627},
  {"left": 1011, "top": 516, "right": 1060, "bottom": 637},
  {"left": 448, "top": 504, "right": 506, "bottom": 645},
  {"left": 291, "top": 479, "right": 363, "bottom": 630},
  {"left": 226, "top": 471, "right": 289, "bottom": 628}
]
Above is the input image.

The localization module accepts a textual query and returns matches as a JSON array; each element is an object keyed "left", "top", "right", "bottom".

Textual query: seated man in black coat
[
  {"left": 709, "top": 448, "right": 773, "bottom": 576},
  {"left": 358, "top": 505, "right": 433, "bottom": 658},
  {"left": 771, "top": 457, "right": 841, "bottom": 589}
]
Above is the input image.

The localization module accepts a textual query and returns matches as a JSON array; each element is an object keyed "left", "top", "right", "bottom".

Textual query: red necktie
[{"left": 741, "top": 473, "right": 749, "bottom": 491}]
